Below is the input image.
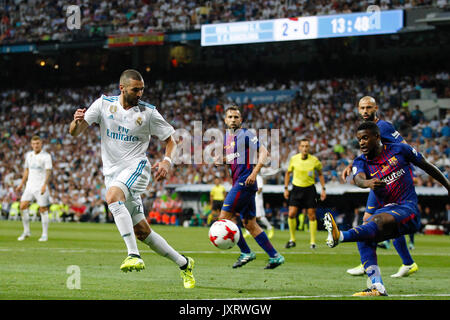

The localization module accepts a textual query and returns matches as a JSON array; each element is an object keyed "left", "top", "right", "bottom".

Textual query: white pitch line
[
  {"left": 218, "top": 293, "right": 450, "bottom": 300},
  {"left": 1, "top": 247, "right": 450, "bottom": 256}
]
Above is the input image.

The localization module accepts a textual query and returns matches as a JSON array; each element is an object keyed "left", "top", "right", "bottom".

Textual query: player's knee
[
  {"left": 105, "top": 186, "right": 126, "bottom": 204},
  {"left": 307, "top": 211, "right": 316, "bottom": 221},
  {"left": 244, "top": 218, "right": 260, "bottom": 233},
  {"left": 19, "top": 203, "right": 29, "bottom": 211},
  {"left": 134, "top": 224, "right": 150, "bottom": 241},
  {"left": 372, "top": 214, "right": 396, "bottom": 241}
]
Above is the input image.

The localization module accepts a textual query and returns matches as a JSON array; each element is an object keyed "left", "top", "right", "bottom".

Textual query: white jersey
[
  {"left": 84, "top": 95, "right": 175, "bottom": 176},
  {"left": 24, "top": 150, "right": 52, "bottom": 190}
]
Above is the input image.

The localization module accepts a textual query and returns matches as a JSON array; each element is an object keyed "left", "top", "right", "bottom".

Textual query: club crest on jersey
[
  {"left": 388, "top": 156, "right": 398, "bottom": 166},
  {"left": 135, "top": 116, "right": 143, "bottom": 126},
  {"left": 109, "top": 105, "right": 117, "bottom": 113}
]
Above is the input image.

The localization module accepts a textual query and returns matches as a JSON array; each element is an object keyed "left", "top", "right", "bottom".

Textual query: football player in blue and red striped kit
[
  {"left": 342, "top": 96, "right": 418, "bottom": 278},
  {"left": 325, "top": 121, "right": 450, "bottom": 296},
  {"left": 217, "top": 106, "right": 284, "bottom": 269}
]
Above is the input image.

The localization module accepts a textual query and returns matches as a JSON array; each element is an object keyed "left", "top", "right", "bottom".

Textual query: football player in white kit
[
  {"left": 16, "top": 135, "right": 52, "bottom": 242},
  {"left": 69, "top": 69, "right": 195, "bottom": 288},
  {"left": 243, "top": 174, "right": 274, "bottom": 239}
]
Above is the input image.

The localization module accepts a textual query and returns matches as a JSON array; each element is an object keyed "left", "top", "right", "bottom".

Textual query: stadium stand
[
  {"left": 0, "top": 1, "right": 448, "bottom": 231},
  {"left": 0, "top": 73, "right": 448, "bottom": 225},
  {"left": 1, "top": 0, "right": 447, "bottom": 43}
]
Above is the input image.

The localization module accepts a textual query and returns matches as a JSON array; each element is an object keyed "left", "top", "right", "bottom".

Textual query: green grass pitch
[{"left": 1, "top": 220, "right": 449, "bottom": 300}]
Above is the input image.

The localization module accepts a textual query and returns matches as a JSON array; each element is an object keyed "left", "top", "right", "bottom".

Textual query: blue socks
[
  {"left": 237, "top": 225, "right": 278, "bottom": 258},
  {"left": 342, "top": 221, "right": 379, "bottom": 242},
  {"left": 358, "top": 241, "right": 384, "bottom": 285},
  {"left": 393, "top": 236, "right": 414, "bottom": 265},
  {"left": 237, "top": 225, "right": 251, "bottom": 254},
  {"left": 254, "top": 231, "right": 277, "bottom": 258}
]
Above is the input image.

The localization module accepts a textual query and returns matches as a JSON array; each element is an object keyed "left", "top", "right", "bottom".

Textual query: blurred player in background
[
  {"left": 69, "top": 69, "right": 195, "bottom": 288},
  {"left": 342, "top": 96, "right": 418, "bottom": 278},
  {"left": 244, "top": 173, "right": 274, "bottom": 239},
  {"left": 217, "top": 106, "right": 284, "bottom": 269},
  {"left": 284, "top": 139, "right": 326, "bottom": 249},
  {"left": 209, "top": 177, "right": 226, "bottom": 225},
  {"left": 325, "top": 121, "right": 450, "bottom": 296},
  {"left": 16, "top": 135, "right": 52, "bottom": 242}
]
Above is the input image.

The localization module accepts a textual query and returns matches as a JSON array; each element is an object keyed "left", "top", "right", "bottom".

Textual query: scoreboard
[{"left": 201, "top": 10, "right": 403, "bottom": 46}]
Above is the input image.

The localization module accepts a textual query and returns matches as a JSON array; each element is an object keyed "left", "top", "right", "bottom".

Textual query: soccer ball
[{"left": 209, "top": 219, "right": 240, "bottom": 250}]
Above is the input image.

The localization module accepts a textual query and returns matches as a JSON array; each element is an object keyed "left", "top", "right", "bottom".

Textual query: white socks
[
  {"left": 143, "top": 231, "right": 187, "bottom": 268},
  {"left": 259, "top": 216, "right": 273, "bottom": 230},
  {"left": 21, "top": 209, "right": 30, "bottom": 234},
  {"left": 40, "top": 211, "right": 49, "bottom": 237},
  {"left": 108, "top": 201, "right": 140, "bottom": 256}
]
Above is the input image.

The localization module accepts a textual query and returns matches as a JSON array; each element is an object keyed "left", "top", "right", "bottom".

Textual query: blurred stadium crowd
[
  {"left": 0, "top": 71, "right": 449, "bottom": 226},
  {"left": 1, "top": 0, "right": 448, "bottom": 43},
  {"left": 0, "top": 1, "right": 449, "bottom": 230}
]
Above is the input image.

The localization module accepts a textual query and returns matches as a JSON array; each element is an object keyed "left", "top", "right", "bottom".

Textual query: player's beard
[
  {"left": 124, "top": 92, "right": 139, "bottom": 107},
  {"left": 361, "top": 113, "right": 376, "bottom": 122}
]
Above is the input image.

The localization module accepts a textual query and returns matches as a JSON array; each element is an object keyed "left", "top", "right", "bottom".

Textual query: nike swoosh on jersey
[
  {"left": 370, "top": 171, "right": 379, "bottom": 176},
  {"left": 368, "top": 206, "right": 375, "bottom": 209}
]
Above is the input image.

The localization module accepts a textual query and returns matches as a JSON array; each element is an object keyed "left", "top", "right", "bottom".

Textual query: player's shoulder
[
  {"left": 353, "top": 154, "right": 366, "bottom": 164},
  {"left": 101, "top": 94, "right": 119, "bottom": 103},
  {"left": 376, "top": 119, "right": 394, "bottom": 128},
  {"left": 41, "top": 150, "right": 52, "bottom": 158},
  {"left": 291, "top": 152, "right": 301, "bottom": 160},
  {"left": 137, "top": 100, "right": 156, "bottom": 111},
  {"left": 385, "top": 142, "right": 406, "bottom": 152}
]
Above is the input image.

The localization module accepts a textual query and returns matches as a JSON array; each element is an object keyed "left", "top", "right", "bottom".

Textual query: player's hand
[
  {"left": 40, "top": 184, "right": 46, "bottom": 195},
  {"left": 367, "top": 178, "right": 386, "bottom": 190},
  {"left": 320, "top": 189, "right": 326, "bottom": 201},
  {"left": 283, "top": 189, "right": 289, "bottom": 200},
  {"left": 73, "top": 108, "right": 86, "bottom": 122},
  {"left": 341, "top": 164, "right": 352, "bottom": 182},
  {"left": 152, "top": 160, "right": 170, "bottom": 182},
  {"left": 213, "top": 155, "right": 223, "bottom": 166},
  {"left": 245, "top": 173, "right": 256, "bottom": 186},
  {"left": 15, "top": 184, "right": 23, "bottom": 193}
]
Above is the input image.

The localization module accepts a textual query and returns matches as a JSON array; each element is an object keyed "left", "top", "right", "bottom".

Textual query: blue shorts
[
  {"left": 365, "top": 190, "right": 381, "bottom": 214},
  {"left": 222, "top": 184, "right": 256, "bottom": 220},
  {"left": 368, "top": 202, "right": 421, "bottom": 235}
]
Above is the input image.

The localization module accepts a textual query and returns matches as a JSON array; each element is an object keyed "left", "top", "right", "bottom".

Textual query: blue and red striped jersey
[
  {"left": 353, "top": 143, "right": 423, "bottom": 207},
  {"left": 224, "top": 128, "right": 260, "bottom": 189}
]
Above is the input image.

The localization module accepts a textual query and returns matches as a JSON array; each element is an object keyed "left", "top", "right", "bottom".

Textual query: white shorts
[
  {"left": 21, "top": 186, "right": 51, "bottom": 207},
  {"left": 105, "top": 159, "right": 150, "bottom": 225},
  {"left": 255, "top": 194, "right": 265, "bottom": 218}
]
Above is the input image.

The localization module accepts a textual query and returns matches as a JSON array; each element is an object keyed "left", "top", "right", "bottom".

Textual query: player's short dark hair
[
  {"left": 31, "top": 135, "right": 41, "bottom": 141},
  {"left": 357, "top": 121, "right": 380, "bottom": 136},
  {"left": 120, "top": 69, "right": 143, "bottom": 85},
  {"left": 225, "top": 105, "right": 242, "bottom": 115}
]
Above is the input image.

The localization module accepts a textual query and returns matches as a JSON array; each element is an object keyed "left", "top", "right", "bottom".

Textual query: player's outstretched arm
[
  {"left": 69, "top": 108, "right": 89, "bottom": 137},
  {"left": 415, "top": 157, "right": 450, "bottom": 193}
]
